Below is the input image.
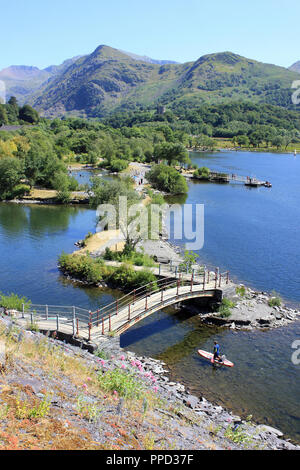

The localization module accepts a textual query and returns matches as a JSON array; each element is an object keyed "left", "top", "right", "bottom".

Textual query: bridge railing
[
  {"left": 90, "top": 276, "right": 178, "bottom": 328},
  {"left": 90, "top": 269, "right": 230, "bottom": 333},
  {"left": 8, "top": 268, "right": 229, "bottom": 339}
]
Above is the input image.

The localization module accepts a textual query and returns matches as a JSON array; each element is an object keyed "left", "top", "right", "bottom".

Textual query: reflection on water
[{"left": 0, "top": 203, "right": 116, "bottom": 309}]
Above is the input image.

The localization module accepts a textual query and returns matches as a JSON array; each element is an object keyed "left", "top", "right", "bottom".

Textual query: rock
[
  {"left": 184, "top": 394, "right": 200, "bottom": 409},
  {"left": 256, "top": 425, "right": 284, "bottom": 437}
]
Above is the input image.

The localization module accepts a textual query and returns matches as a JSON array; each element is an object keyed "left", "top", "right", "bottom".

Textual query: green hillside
[{"left": 30, "top": 46, "right": 300, "bottom": 118}]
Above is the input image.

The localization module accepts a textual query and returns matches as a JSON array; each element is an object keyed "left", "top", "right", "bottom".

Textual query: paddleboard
[{"left": 198, "top": 349, "right": 234, "bottom": 368}]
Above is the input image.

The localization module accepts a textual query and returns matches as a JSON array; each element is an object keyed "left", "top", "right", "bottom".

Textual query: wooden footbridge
[
  {"left": 186, "top": 171, "right": 272, "bottom": 187},
  {"left": 13, "top": 267, "right": 230, "bottom": 343}
]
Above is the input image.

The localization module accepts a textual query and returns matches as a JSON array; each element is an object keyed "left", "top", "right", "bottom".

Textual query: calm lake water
[{"left": 0, "top": 152, "right": 299, "bottom": 441}]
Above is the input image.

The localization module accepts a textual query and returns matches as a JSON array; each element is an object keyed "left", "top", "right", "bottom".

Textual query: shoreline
[
  {"left": 188, "top": 147, "right": 299, "bottom": 155},
  {"left": 1, "top": 313, "right": 298, "bottom": 449}
]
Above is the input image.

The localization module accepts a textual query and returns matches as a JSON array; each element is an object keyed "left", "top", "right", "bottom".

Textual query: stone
[
  {"left": 256, "top": 425, "right": 284, "bottom": 437},
  {"left": 184, "top": 394, "right": 200, "bottom": 409}
]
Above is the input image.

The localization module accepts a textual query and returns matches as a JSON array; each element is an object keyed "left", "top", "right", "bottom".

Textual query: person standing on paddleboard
[{"left": 213, "top": 341, "right": 222, "bottom": 362}]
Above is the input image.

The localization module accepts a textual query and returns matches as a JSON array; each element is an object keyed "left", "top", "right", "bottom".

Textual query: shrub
[
  {"left": 236, "top": 285, "right": 246, "bottom": 297},
  {"left": 109, "top": 159, "right": 128, "bottom": 172},
  {"left": 0, "top": 292, "right": 31, "bottom": 312},
  {"left": 98, "top": 367, "right": 145, "bottom": 398},
  {"left": 11, "top": 184, "right": 30, "bottom": 199},
  {"left": 268, "top": 292, "right": 282, "bottom": 307},
  {"left": 194, "top": 167, "right": 211, "bottom": 180},
  {"left": 217, "top": 298, "right": 235, "bottom": 318}
]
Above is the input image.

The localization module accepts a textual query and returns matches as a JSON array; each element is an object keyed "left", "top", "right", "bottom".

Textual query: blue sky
[{"left": 1, "top": 0, "right": 299, "bottom": 70}]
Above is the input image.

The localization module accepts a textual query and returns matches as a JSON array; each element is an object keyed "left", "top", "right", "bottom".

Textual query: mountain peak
[{"left": 289, "top": 61, "right": 300, "bottom": 73}]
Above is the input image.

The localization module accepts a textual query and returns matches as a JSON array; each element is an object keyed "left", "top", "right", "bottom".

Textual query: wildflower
[
  {"left": 82, "top": 383, "right": 88, "bottom": 389},
  {"left": 120, "top": 355, "right": 125, "bottom": 361},
  {"left": 153, "top": 386, "right": 158, "bottom": 393},
  {"left": 121, "top": 363, "right": 126, "bottom": 369},
  {"left": 87, "top": 377, "right": 92, "bottom": 382}
]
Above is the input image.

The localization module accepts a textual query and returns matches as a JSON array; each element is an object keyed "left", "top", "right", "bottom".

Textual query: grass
[
  {"left": 0, "top": 292, "right": 31, "bottom": 312},
  {"left": 59, "top": 252, "right": 158, "bottom": 291},
  {"left": 268, "top": 291, "right": 282, "bottom": 307},
  {"left": 0, "top": 322, "right": 161, "bottom": 449},
  {"left": 236, "top": 286, "right": 246, "bottom": 297},
  {"left": 217, "top": 298, "right": 236, "bottom": 318}
]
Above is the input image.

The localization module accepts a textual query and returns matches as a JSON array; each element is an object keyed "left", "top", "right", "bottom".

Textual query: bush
[
  {"left": 109, "top": 159, "right": 128, "bottom": 172},
  {"left": 58, "top": 253, "right": 157, "bottom": 291},
  {"left": 268, "top": 292, "right": 282, "bottom": 307},
  {"left": 236, "top": 285, "right": 246, "bottom": 297},
  {"left": 217, "top": 298, "right": 235, "bottom": 318},
  {"left": 0, "top": 292, "right": 31, "bottom": 312},
  {"left": 194, "top": 166, "right": 211, "bottom": 180},
  {"left": 11, "top": 184, "right": 31, "bottom": 199},
  {"left": 98, "top": 367, "right": 145, "bottom": 398}
]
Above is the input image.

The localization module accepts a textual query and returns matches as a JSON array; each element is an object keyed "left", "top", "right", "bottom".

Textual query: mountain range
[{"left": 1, "top": 45, "right": 300, "bottom": 117}]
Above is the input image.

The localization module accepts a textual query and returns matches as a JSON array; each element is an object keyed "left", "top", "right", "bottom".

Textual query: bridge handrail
[
  {"left": 90, "top": 276, "right": 202, "bottom": 327},
  {"left": 91, "top": 276, "right": 178, "bottom": 320},
  {"left": 114, "top": 288, "right": 218, "bottom": 334}
]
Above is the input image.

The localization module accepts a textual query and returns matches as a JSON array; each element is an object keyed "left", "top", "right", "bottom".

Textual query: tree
[
  {"left": 0, "top": 105, "right": 8, "bottom": 125},
  {"left": 146, "top": 164, "right": 188, "bottom": 194},
  {"left": 0, "top": 157, "right": 23, "bottom": 199},
  {"left": 236, "top": 135, "right": 250, "bottom": 147},
  {"left": 19, "top": 105, "right": 39, "bottom": 124},
  {"left": 153, "top": 142, "right": 190, "bottom": 167}
]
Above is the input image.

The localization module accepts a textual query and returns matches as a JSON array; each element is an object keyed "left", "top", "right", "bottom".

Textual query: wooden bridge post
[
  {"left": 89, "top": 311, "right": 92, "bottom": 331},
  {"left": 45, "top": 305, "right": 48, "bottom": 320},
  {"left": 219, "top": 273, "right": 222, "bottom": 287},
  {"left": 177, "top": 279, "right": 180, "bottom": 296},
  {"left": 159, "top": 264, "right": 161, "bottom": 276},
  {"left": 190, "top": 273, "right": 194, "bottom": 292},
  {"left": 128, "top": 304, "right": 131, "bottom": 320},
  {"left": 22, "top": 303, "right": 25, "bottom": 319},
  {"left": 56, "top": 314, "right": 59, "bottom": 332},
  {"left": 76, "top": 318, "right": 79, "bottom": 336},
  {"left": 215, "top": 269, "right": 218, "bottom": 289},
  {"left": 109, "top": 314, "right": 111, "bottom": 332},
  {"left": 88, "top": 322, "right": 91, "bottom": 341},
  {"left": 227, "top": 272, "right": 229, "bottom": 284},
  {"left": 72, "top": 307, "right": 76, "bottom": 335},
  {"left": 102, "top": 318, "right": 104, "bottom": 335},
  {"left": 208, "top": 270, "right": 210, "bottom": 284},
  {"left": 161, "top": 290, "right": 164, "bottom": 302},
  {"left": 145, "top": 296, "right": 148, "bottom": 310}
]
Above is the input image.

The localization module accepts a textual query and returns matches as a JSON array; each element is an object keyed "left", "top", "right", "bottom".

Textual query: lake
[{"left": 0, "top": 151, "right": 299, "bottom": 441}]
